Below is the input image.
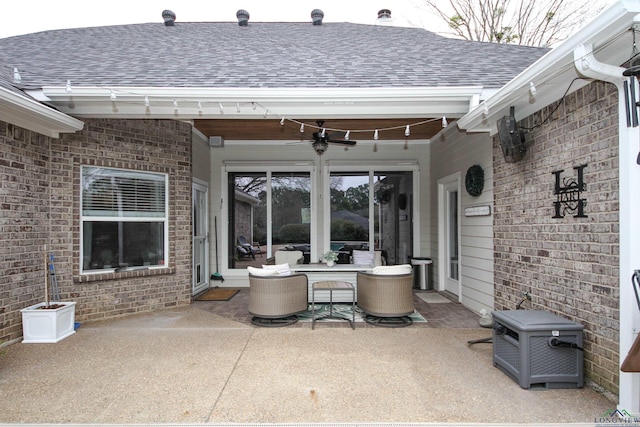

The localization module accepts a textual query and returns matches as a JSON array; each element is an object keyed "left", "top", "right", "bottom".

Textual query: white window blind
[{"left": 82, "top": 167, "right": 166, "bottom": 218}]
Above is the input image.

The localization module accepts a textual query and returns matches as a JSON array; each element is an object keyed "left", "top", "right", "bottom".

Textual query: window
[
  {"left": 327, "top": 164, "right": 417, "bottom": 265},
  {"left": 228, "top": 170, "right": 312, "bottom": 268},
  {"left": 81, "top": 166, "right": 168, "bottom": 273}
]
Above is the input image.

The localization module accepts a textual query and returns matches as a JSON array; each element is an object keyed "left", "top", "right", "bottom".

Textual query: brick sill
[{"left": 74, "top": 267, "right": 175, "bottom": 283}]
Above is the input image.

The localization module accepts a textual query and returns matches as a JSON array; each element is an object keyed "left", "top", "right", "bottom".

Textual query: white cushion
[
  {"left": 372, "top": 264, "right": 412, "bottom": 275},
  {"left": 352, "top": 250, "right": 375, "bottom": 266},
  {"left": 274, "top": 250, "right": 303, "bottom": 266},
  {"left": 247, "top": 266, "right": 279, "bottom": 277},
  {"left": 262, "top": 263, "right": 292, "bottom": 276}
]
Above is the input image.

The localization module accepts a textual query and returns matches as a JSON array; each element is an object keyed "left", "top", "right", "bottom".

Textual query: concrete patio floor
[{"left": 0, "top": 293, "right": 617, "bottom": 426}]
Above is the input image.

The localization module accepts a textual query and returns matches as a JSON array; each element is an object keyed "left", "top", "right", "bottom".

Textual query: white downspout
[{"left": 575, "top": 43, "right": 640, "bottom": 414}]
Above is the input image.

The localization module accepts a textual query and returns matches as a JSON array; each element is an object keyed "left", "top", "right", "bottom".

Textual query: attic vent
[
  {"left": 162, "top": 10, "right": 176, "bottom": 26},
  {"left": 236, "top": 9, "right": 250, "bottom": 26},
  {"left": 311, "top": 9, "right": 324, "bottom": 25}
]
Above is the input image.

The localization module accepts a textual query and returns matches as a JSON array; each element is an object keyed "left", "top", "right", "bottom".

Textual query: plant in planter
[
  {"left": 323, "top": 250, "right": 339, "bottom": 267},
  {"left": 21, "top": 247, "right": 76, "bottom": 343}
]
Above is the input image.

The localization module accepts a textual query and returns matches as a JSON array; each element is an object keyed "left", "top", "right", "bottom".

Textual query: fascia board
[
  {"left": 33, "top": 86, "right": 484, "bottom": 119},
  {"left": 457, "top": 0, "right": 640, "bottom": 135},
  {"left": 0, "top": 87, "right": 84, "bottom": 138}
]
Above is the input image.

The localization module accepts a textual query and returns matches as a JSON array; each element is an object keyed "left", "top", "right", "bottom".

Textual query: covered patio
[{"left": 0, "top": 293, "right": 614, "bottom": 425}]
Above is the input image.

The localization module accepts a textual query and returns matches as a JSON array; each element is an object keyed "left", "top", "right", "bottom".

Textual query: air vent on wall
[{"left": 209, "top": 136, "right": 224, "bottom": 147}]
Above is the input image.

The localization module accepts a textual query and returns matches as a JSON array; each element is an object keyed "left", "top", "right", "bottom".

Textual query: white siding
[{"left": 429, "top": 128, "right": 494, "bottom": 315}]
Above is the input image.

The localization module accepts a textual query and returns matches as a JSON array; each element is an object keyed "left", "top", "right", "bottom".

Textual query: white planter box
[{"left": 21, "top": 301, "right": 76, "bottom": 343}]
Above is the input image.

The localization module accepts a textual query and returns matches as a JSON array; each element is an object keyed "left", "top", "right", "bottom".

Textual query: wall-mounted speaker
[{"left": 208, "top": 136, "right": 224, "bottom": 147}]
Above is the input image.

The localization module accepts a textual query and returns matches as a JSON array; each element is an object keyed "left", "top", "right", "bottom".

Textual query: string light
[
  {"left": 483, "top": 103, "right": 489, "bottom": 116},
  {"left": 300, "top": 123, "right": 305, "bottom": 133},
  {"left": 442, "top": 116, "right": 448, "bottom": 127},
  {"left": 219, "top": 102, "right": 224, "bottom": 114},
  {"left": 145, "top": 96, "right": 150, "bottom": 107},
  {"left": 197, "top": 101, "right": 202, "bottom": 114},
  {"left": 110, "top": 90, "right": 117, "bottom": 101},
  {"left": 13, "top": 68, "right": 21, "bottom": 83},
  {"left": 236, "top": 102, "right": 241, "bottom": 113},
  {"left": 374, "top": 129, "right": 379, "bottom": 140},
  {"left": 173, "top": 100, "right": 178, "bottom": 113},
  {"left": 345, "top": 130, "right": 350, "bottom": 140},
  {"left": 280, "top": 117, "right": 285, "bottom": 126},
  {"left": 321, "top": 128, "right": 326, "bottom": 137},
  {"left": 404, "top": 125, "right": 410, "bottom": 137},
  {"left": 529, "top": 81, "right": 537, "bottom": 97},
  {"left": 65, "top": 80, "right": 72, "bottom": 93}
]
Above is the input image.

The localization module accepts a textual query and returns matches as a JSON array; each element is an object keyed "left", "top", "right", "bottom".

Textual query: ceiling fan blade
[{"left": 326, "top": 139, "right": 357, "bottom": 146}]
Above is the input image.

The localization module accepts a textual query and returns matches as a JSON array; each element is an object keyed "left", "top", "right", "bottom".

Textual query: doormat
[
  {"left": 196, "top": 288, "right": 239, "bottom": 301},
  {"left": 297, "top": 304, "right": 426, "bottom": 323},
  {"left": 416, "top": 292, "right": 451, "bottom": 304}
]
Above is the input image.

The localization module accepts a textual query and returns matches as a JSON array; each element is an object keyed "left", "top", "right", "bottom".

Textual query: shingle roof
[{"left": 0, "top": 22, "right": 548, "bottom": 89}]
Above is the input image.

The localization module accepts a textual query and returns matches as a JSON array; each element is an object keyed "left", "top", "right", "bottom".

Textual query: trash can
[{"left": 409, "top": 256, "right": 432, "bottom": 290}]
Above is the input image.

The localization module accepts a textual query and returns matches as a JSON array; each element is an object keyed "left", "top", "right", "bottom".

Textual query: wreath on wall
[{"left": 465, "top": 165, "right": 484, "bottom": 197}]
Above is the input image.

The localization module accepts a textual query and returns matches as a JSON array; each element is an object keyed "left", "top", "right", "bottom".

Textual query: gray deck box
[{"left": 492, "top": 310, "right": 584, "bottom": 389}]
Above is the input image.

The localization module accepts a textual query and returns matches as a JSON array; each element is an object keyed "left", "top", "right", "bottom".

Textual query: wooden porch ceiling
[{"left": 193, "top": 118, "right": 449, "bottom": 141}]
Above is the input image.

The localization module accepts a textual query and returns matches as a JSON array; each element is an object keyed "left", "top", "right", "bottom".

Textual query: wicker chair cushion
[
  {"left": 352, "top": 250, "right": 375, "bottom": 266},
  {"left": 372, "top": 264, "right": 412, "bottom": 275},
  {"left": 247, "top": 266, "right": 279, "bottom": 276},
  {"left": 262, "top": 263, "right": 292, "bottom": 276}
]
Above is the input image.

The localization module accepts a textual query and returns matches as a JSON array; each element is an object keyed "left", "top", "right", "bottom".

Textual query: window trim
[{"left": 79, "top": 165, "right": 169, "bottom": 275}]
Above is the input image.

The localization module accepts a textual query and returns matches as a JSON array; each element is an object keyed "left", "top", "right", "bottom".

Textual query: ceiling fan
[{"left": 309, "top": 120, "right": 356, "bottom": 155}]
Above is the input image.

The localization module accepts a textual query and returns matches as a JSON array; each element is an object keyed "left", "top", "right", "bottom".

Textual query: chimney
[
  {"left": 376, "top": 9, "right": 393, "bottom": 26},
  {"left": 311, "top": 9, "right": 324, "bottom": 25},
  {"left": 162, "top": 10, "right": 176, "bottom": 26},
  {"left": 236, "top": 9, "right": 250, "bottom": 26}
]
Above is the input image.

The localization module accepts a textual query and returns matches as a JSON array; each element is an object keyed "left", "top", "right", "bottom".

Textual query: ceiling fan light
[{"left": 312, "top": 140, "right": 328, "bottom": 156}]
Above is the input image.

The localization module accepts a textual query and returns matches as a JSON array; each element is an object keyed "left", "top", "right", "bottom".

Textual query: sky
[
  {"left": 1, "top": 0, "right": 439, "bottom": 38},
  {"left": 2, "top": 0, "right": 619, "bottom": 40}
]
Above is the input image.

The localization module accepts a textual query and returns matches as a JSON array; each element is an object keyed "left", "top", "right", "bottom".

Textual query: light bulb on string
[
  {"left": 345, "top": 131, "right": 350, "bottom": 140},
  {"left": 236, "top": 102, "right": 241, "bottom": 113},
  {"left": 300, "top": 123, "right": 305, "bottom": 133},
  {"left": 197, "top": 101, "right": 203, "bottom": 114},
  {"left": 529, "top": 81, "right": 537, "bottom": 97},
  {"left": 110, "top": 90, "right": 117, "bottom": 101},
  {"left": 144, "top": 96, "right": 150, "bottom": 107},
  {"left": 280, "top": 117, "right": 285, "bottom": 126},
  {"left": 173, "top": 100, "right": 178, "bottom": 114},
  {"left": 483, "top": 103, "right": 489, "bottom": 116},
  {"left": 65, "top": 80, "right": 72, "bottom": 93},
  {"left": 442, "top": 116, "right": 448, "bottom": 127},
  {"left": 321, "top": 128, "right": 326, "bottom": 137},
  {"left": 405, "top": 125, "right": 410, "bottom": 137},
  {"left": 374, "top": 129, "right": 379, "bottom": 140}
]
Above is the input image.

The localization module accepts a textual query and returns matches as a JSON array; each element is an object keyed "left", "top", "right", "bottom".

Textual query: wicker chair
[
  {"left": 248, "top": 273, "right": 309, "bottom": 327},
  {"left": 356, "top": 269, "right": 414, "bottom": 327}
]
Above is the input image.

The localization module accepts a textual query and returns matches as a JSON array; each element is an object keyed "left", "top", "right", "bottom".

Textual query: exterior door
[
  {"left": 192, "top": 182, "right": 209, "bottom": 295},
  {"left": 439, "top": 175, "right": 461, "bottom": 298}
]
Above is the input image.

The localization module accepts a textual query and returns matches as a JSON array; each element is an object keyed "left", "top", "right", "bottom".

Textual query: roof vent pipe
[
  {"left": 236, "top": 9, "right": 250, "bottom": 26},
  {"left": 376, "top": 9, "right": 393, "bottom": 26},
  {"left": 162, "top": 10, "right": 176, "bottom": 26},
  {"left": 311, "top": 9, "right": 324, "bottom": 25}
]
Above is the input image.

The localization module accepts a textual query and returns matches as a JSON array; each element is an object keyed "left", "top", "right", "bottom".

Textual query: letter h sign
[{"left": 552, "top": 164, "right": 587, "bottom": 219}]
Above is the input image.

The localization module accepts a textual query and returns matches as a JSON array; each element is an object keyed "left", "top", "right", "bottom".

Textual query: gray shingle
[{"left": 0, "top": 22, "right": 548, "bottom": 89}]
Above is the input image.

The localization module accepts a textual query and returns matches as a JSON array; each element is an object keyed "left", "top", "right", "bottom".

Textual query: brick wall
[
  {"left": 493, "top": 81, "right": 619, "bottom": 394},
  {"left": 0, "top": 118, "right": 193, "bottom": 344}
]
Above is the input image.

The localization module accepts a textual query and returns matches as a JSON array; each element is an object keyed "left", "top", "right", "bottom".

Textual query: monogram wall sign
[{"left": 552, "top": 164, "right": 587, "bottom": 219}]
